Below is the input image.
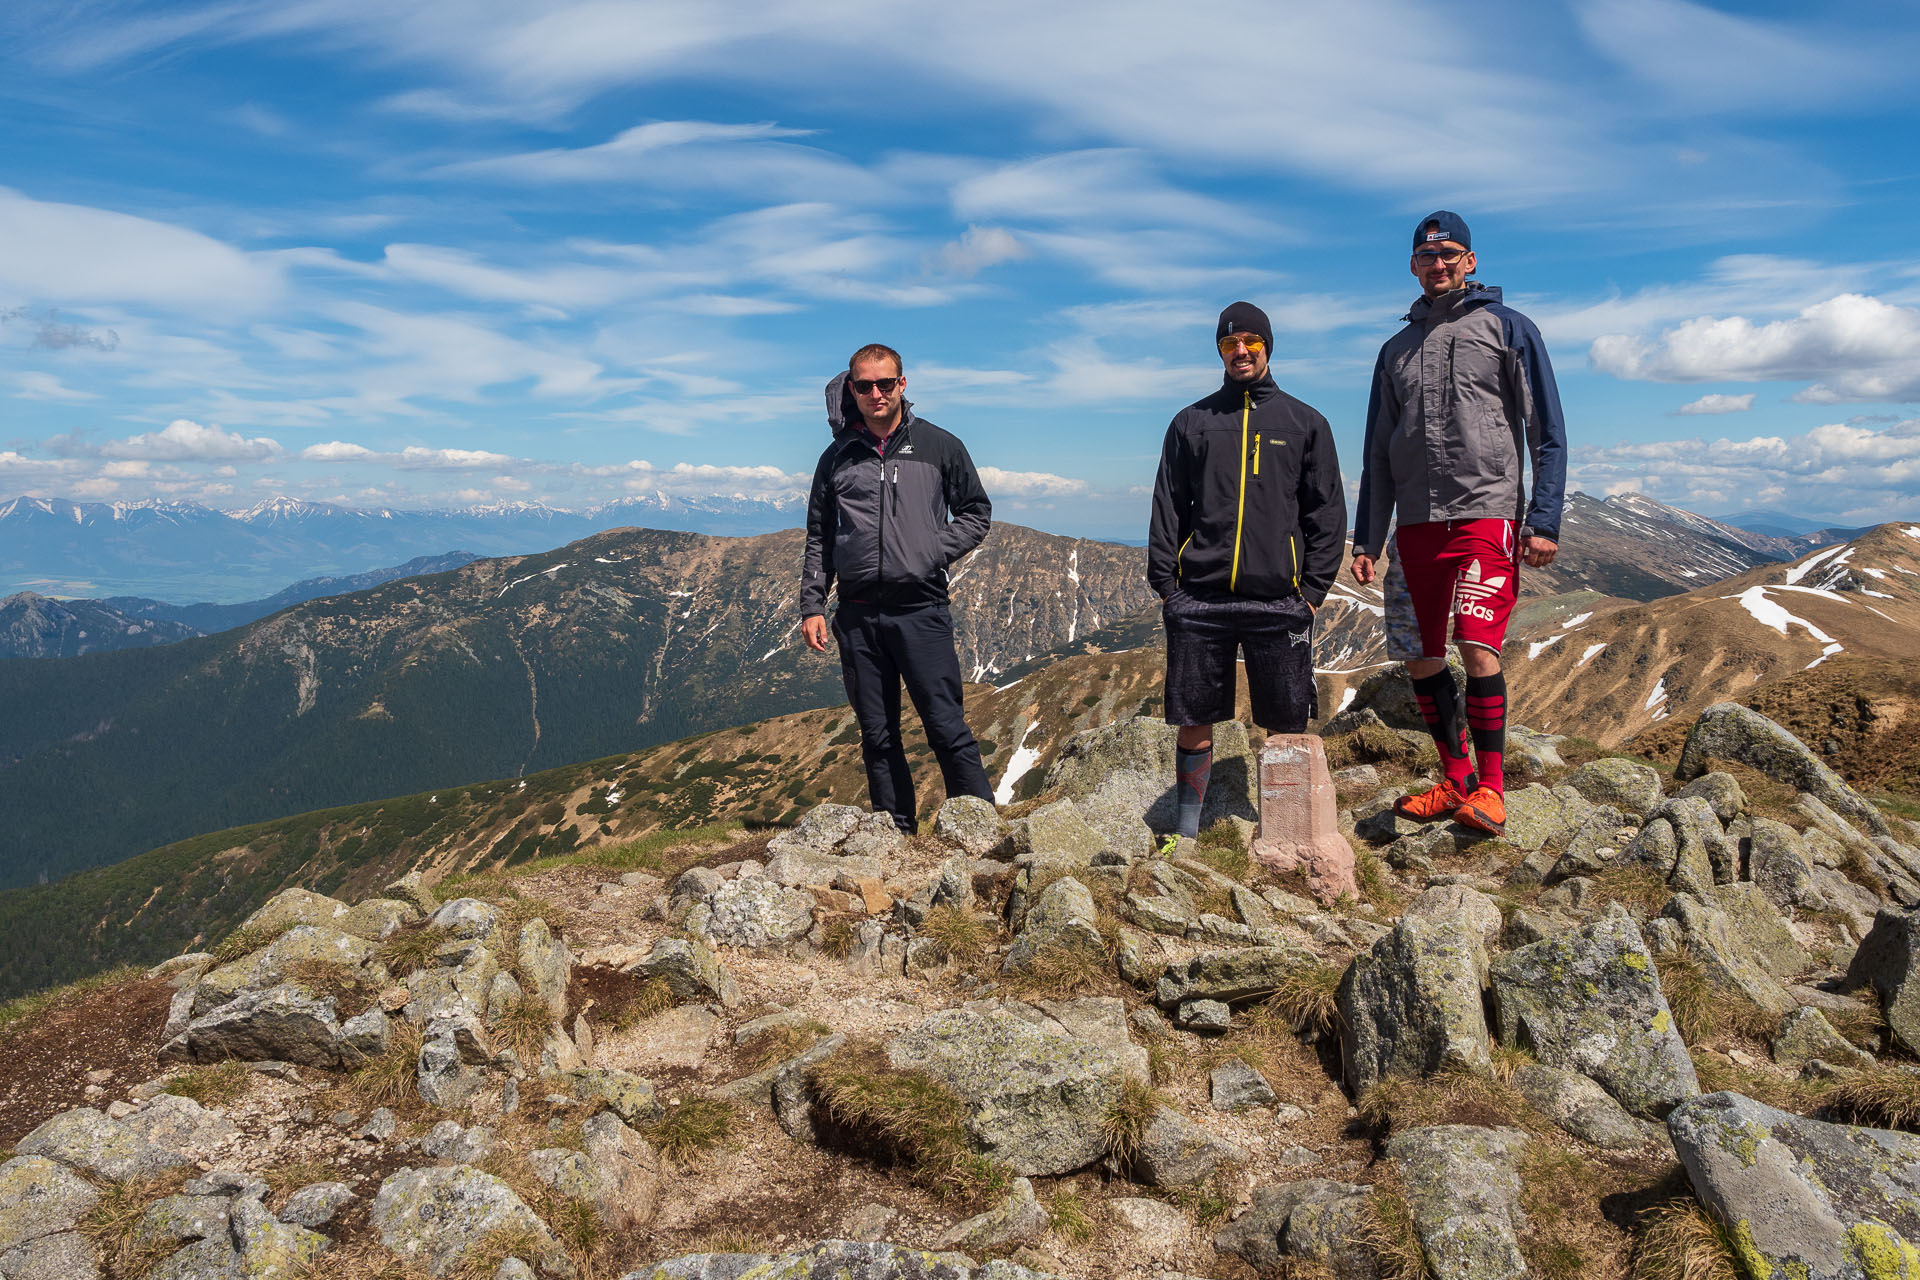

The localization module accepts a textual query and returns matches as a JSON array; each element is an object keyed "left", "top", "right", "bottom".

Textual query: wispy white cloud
[
  {"left": 11, "top": 371, "right": 98, "bottom": 402},
  {"left": 1589, "top": 293, "right": 1920, "bottom": 402},
  {"left": 978, "top": 466, "right": 1088, "bottom": 497},
  {"left": 933, "top": 226, "right": 1027, "bottom": 277},
  {"left": 1676, "top": 393, "right": 1754, "bottom": 415}
]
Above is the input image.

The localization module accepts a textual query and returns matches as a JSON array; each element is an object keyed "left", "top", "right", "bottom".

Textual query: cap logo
[{"left": 1425, "top": 230, "right": 1448, "bottom": 241}]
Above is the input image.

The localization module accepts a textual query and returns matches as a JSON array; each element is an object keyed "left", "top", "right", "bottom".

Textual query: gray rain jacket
[
  {"left": 1352, "top": 283, "right": 1568, "bottom": 557},
  {"left": 800, "top": 371, "right": 991, "bottom": 615}
]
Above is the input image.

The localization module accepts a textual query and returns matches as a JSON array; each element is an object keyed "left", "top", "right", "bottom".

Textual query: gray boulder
[
  {"left": 514, "top": 920, "right": 571, "bottom": 1021},
  {"left": 428, "top": 898, "right": 505, "bottom": 945},
  {"left": 1388, "top": 1125, "right": 1529, "bottom": 1280},
  {"left": 614, "top": 1241, "right": 982, "bottom": 1280},
  {"left": 933, "top": 796, "right": 1010, "bottom": 858},
  {"left": 1668, "top": 1091, "right": 1920, "bottom": 1280},
  {"left": 1002, "top": 876, "right": 1105, "bottom": 975},
  {"left": 629, "top": 936, "right": 741, "bottom": 1007},
  {"left": 1563, "top": 757, "right": 1663, "bottom": 816},
  {"left": 1340, "top": 914, "right": 1492, "bottom": 1093},
  {"left": 1546, "top": 805, "right": 1630, "bottom": 883},
  {"left": 691, "top": 879, "right": 815, "bottom": 949},
  {"left": 1, "top": 1227, "right": 99, "bottom": 1280},
  {"left": 932, "top": 1177, "right": 1048, "bottom": 1251},
  {"left": 193, "top": 925, "right": 381, "bottom": 1013},
  {"left": 1711, "top": 882, "right": 1812, "bottom": 975},
  {"left": 765, "top": 847, "right": 883, "bottom": 889},
  {"left": 1678, "top": 703, "right": 1891, "bottom": 837},
  {"left": 0, "top": 1156, "right": 99, "bottom": 1257},
  {"left": 1213, "top": 1178, "right": 1377, "bottom": 1276},
  {"left": 371, "top": 1165, "right": 573, "bottom": 1278},
  {"left": 1013, "top": 800, "right": 1105, "bottom": 868},
  {"left": 235, "top": 886, "right": 354, "bottom": 936},
  {"left": 1209, "top": 1059, "right": 1278, "bottom": 1111},
  {"left": 1511, "top": 1064, "right": 1651, "bottom": 1150},
  {"left": 163, "top": 984, "right": 365, "bottom": 1070},
  {"left": 1845, "top": 907, "right": 1920, "bottom": 1055},
  {"left": 279, "top": 1183, "right": 356, "bottom": 1230},
  {"left": 1749, "top": 818, "right": 1820, "bottom": 909},
  {"left": 1772, "top": 1007, "right": 1875, "bottom": 1071},
  {"left": 1126, "top": 1106, "right": 1248, "bottom": 1187},
  {"left": 416, "top": 1031, "right": 485, "bottom": 1110},
  {"left": 1041, "top": 716, "right": 1258, "bottom": 829},
  {"left": 1677, "top": 771, "right": 1746, "bottom": 823},
  {"left": 1489, "top": 914, "right": 1698, "bottom": 1119},
  {"left": 766, "top": 803, "right": 867, "bottom": 856},
  {"left": 15, "top": 1109, "right": 190, "bottom": 1182},
  {"left": 553, "top": 1068, "right": 660, "bottom": 1126},
  {"left": 581, "top": 1112, "right": 663, "bottom": 1230},
  {"left": 886, "top": 1007, "right": 1130, "bottom": 1176},
  {"left": 1069, "top": 772, "right": 1159, "bottom": 862},
  {"left": 1659, "top": 894, "right": 1798, "bottom": 1015},
  {"left": 1155, "top": 946, "right": 1315, "bottom": 1009},
  {"left": 1650, "top": 795, "right": 1736, "bottom": 891}
]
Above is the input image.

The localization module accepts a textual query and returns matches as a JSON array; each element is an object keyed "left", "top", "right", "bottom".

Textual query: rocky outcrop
[
  {"left": 1678, "top": 702, "right": 1894, "bottom": 837},
  {"left": 15, "top": 1108, "right": 190, "bottom": 1182},
  {"left": 1846, "top": 906, "right": 1920, "bottom": 1055},
  {"left": 690, "top": 878, "right": 816, "bottom": 949},
  {"left": 1668, "top": 1091, "right": 1920, "bottom": 1280},
  {"left": 372, "top": 1166, "right": 573, "bottom": 1278},
  {"left": 1388, "top": 1125, "right": 1529, "bottom": 1280},
  {"left": 162, "top": 984, "right": 366, "bottom": 1069},
  {"left": 1213, "top": 1178, "right": 1377, "bottom": 1276},
  {"left": 1340, "top": 912, "right": 1493, "bottom": 1093},
  {"left": 1001, "top": 876, "right": 1104, "bottom": 974}
]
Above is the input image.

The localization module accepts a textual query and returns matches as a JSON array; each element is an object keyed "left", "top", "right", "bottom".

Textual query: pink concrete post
[{"left": 1250, "top": 734, "right": 1358, "bottom": 903}]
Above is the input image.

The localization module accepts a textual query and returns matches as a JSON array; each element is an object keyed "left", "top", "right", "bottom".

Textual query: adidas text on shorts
[{"left": 1393, "top": 519, "right": 1519, "bottom": 658}]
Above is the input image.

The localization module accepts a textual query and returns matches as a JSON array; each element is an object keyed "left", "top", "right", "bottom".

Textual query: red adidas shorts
[{"left": 1393, "top": 519, "right": 1519, "bottom": 658}]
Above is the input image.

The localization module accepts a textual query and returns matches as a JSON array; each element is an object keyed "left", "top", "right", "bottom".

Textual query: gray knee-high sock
[{"left": 1175, "top": 745, "right": 1212, "bottom": 839}]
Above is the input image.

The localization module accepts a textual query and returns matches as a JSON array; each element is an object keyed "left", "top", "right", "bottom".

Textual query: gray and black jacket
[
  {"left": 801, "top": 371, "right": 991, "bottom": 615},
  {"left": 1352, "top": 283, "right": 1567, "bottom": 557}
]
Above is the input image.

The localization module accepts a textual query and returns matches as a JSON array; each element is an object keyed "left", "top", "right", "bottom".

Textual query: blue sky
[{"left": 2, "top": 0, "right": 1919, "bottom": 540}]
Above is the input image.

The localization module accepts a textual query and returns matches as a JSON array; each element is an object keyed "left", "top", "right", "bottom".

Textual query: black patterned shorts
[{"left": 1162, "top": 587, "right": 1316, "bottom": 733}]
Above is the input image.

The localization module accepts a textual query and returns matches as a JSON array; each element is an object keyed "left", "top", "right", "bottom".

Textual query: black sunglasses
[{"left": 850, "top": 377, "right": 900, "bottom": 394}]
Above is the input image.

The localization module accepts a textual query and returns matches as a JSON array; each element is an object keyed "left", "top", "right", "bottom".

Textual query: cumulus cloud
[
  {"left": 978, "top": 466, "right": 1089, "bottom": 497},
  {"left": 300, "top": 441, "right": 377, "bottom": 462},
  {"left": 1676, "top": 393, "right": 1754, "bottom": 415},
  {"left": 298, "top": 441, "right": 516, "bottom": 469},
  {"left": 933, "top": 226, "right": 1027, "bottom": 277},
  {"left": 1571, "top": 416, "right": 1920, "bottom": 521},
  {"left": 98, "top": 420, "right": 283, "bottom": 462},
  {"left": 1589, "top": 293, "right": 1920, "bottom": 402}
]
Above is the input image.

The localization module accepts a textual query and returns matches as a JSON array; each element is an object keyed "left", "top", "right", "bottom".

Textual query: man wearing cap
[
  {"left": 1350, "top": 212, "right": 1568, "bottom": 836},
  {"left": 1147, "top": 303, "right": 1347, "bottom": 849}
]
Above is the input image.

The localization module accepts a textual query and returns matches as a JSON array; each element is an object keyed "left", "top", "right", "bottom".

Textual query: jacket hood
[
  {"left": 825, "top": 370, "right": 915, "bottom": 437},
  {"left": 1406, "top": 281, "right": 1502, "bottom": 323}
]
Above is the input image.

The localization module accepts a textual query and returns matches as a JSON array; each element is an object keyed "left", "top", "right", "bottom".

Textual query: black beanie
[{"left": 1216, "top": 301, "right": 1273, "bottom": 352}]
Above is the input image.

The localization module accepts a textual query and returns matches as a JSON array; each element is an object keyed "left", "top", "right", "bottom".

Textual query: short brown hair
[{"left": 848, "top": 343, "right": 902, "bottom": 376}]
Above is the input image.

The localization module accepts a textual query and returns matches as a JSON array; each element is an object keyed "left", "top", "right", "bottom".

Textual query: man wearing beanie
[
  {"left": 1147, "top": 302, "right": 1347, "bottom": 850},
  {"left": 1349, "top": 212, "right": 1568, "bottom": 836}
]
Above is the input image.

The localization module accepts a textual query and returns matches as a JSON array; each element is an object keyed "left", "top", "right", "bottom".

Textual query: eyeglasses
[
  {"left": 1217, "top": 334, "right": 1266, "bottom": 355},
  {"left": 1413, "top": 248, "right": 1468, "bottom": 265},
  {"left": 850, "top": 377, "right": 900, "bottom": 394}
]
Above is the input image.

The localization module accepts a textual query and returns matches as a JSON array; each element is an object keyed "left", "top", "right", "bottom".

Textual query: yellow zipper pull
[{"left": 1253, "top": 433, "right": 1261, "bottom": 476}]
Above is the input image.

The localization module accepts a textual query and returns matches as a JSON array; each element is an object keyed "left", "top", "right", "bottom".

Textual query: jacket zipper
[
  {"left": 875, "top": 438, "right": 888, "bottom": 583},
  {"left": 1230, "top": 389, "right": 1251, "bottom": 591},
  {"left": 1253, "top": 433, "right": 1261, "bottom": 476},
  {"left": 1177, "top": 533, "right": 1193, "bottom": 579},
  {"left": 1291, "top": 536, "right": 1299, "bottom": 589}
]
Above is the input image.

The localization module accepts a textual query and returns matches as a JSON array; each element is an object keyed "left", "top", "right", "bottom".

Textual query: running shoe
[
  {"left": 1454, "top": 785, "right": 1506, "bottom": 836},
  {"left": 1393, "top": 779, "right": 1466, "bottom": 824},
  {"left": 1156, "top": 834, "right": 1183, "bottom": 858}
]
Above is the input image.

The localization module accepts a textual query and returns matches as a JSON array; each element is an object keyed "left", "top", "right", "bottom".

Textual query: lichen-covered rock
[
  {"left": 1772, "top": 1007, "right": 1875, "bottom": 1071},
  {"left": 403, "top": 943, "right": 497, "bottom": 1026},
  {"left": 1677, "top": 771, "right": 1746, "bottom": 823},
  {"left": 1650, "top": 795, "right": 1735, "bottom": 891},
  {"left": 1659, "top": 894, "right": 1798, "bottom": 1015},
  {"left": 422, "top": 1121, "right": 495, "bottom": 1163},
  {"left": 336, "top": 898, "right": 421, "bottom": 941},
  {"left": 1041, "top": 717, "right": 1258, "bottom": 832},
  {"left": 372, "top": 1165, "right": 573, "bottom": 1278},
  {"left": 1563, "top": 757, "right": 1663, "bottom": 815},
  {"left": 1209, "top": 1058, "right": 1278, "bottom": 1111},
  {"left": 124, "top": 1093, "right": 240, "bottom": 1160},
  {"left": 515, "top": 919, "right": 571, "bottom": 1021},
  {"left": 1214, "top": 1178, "right": 1377, "bottom": 1276},
  {"left": 132, "top": 1192, "right": 230, "bottom": 1252},
  {"left": 1678, "top": 703, "right": 1892, "bottom": 836},
  {"left": 194, "top": 925, "right": 381, "bottom": 1012},
  {"left": 1489, "top": 913, "right": 1699, "bottom": 1119},
  {"left": 1401, "top": 884, "right": 1503, "bottom": 954},
  {"left": 765, "top": 847, "right": 884, "bottom": 890},
  {"left": 427, "top": 898, "right": 505, "bottom": 946},
  {"left": 766, "top": 803, "right": 868, "bottom": 856},
  {"left": 615, "top": 1240, "right": 986, "bottom": 1280},
  {"left": 1511, "top": 1064, "right": 1651, "bottom": 1150},
  {"left": 1389, "top": 1125, "right": 1529, "bottom": 1280},
  {"left": 1126, "top": 1106, "right": 1248, "bottom": 1187},
  {"left": 0, "top": 1156, "right": 99, "bottom": 1254},
  {"left": 934, "top": 796, "right": 1011, "bottom": 858},
  {"left": 145, "top": 1192, "right": 329, "bottom": 1279},
  {"left": 279, "top": 1182, "right": 356, "bottom": 1229},
  {"left": 1668, "top": 1090, "right": 1920, "bottom": 1280},
  {"left": 236, "top": 887, "right": 353, "bottom": 937},
  {"left": 1105, "top": 1196, "right": 1189, "bottom": 1257},
  {"left": 343, "top": 1006, "right": 390, "bottom": 1057},
  {"left": 629, "top": 936, "right": 741, "bottom": 1007},
  {"left": 1710, "top": 882, "right": 1812, "bottom": 976},
  {"left": 1002, "top": 876, "right": 1105, "bottom": 974},
  {"left": 163, "top": 984, "right": 365, "bottom": 1070},
  {"left": 1847, "top": 906, "right": 1920, "bottom": 1056},
  {"left": 581, "top": 1112, "right": 662, "bottom": 1230},
  {"left": 1340, "top": 914, "right": 1492, "bottom": 1093},
  {"left": 16, "top": 1108, "right": 190, "bottom": 1182},
  {"left": 416, "top": 1030, "right": 485, "bottom": 1109},
  {"left": 1155, "top": 946, "right": 1315, "bottom": 1009},
  {"left": 1498, "top": 783, "right": 1575, "bottom": 852},
  {"left": 554, "top": 1068, "right": 661, "bottom": 1126},
  {"left": 691, "top": 879, "right": 815, "bottom": 949},
  {"left": 0, "top": 1225, "right": 99, "bottom": 1280},
  {"left": 1749, "top": 817, "right": 1819, "bottom": 909},
  {"left": 1546, "top": 805, "right": 1629, "bottom": 883},
  {"left": 886, "top": 1007, "right": 1130, "bottom": 1176},
  {"left": 933, "top": 1176, "right": 1049, "bottom": 1250},
  {"left": 1014, "top": 800, "right": 1106, "bottom": 868}
]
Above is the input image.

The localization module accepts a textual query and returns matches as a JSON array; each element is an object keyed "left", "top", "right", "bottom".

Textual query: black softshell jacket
[
  {"left": 1147, "top": 372, "right": 1346, "bottom": 607},
  {"left": 801, "top": 372, "right": 992, "bottom": 615}
]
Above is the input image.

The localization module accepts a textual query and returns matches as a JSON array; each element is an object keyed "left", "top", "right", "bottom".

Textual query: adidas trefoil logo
[{"left": 1455, "top": 559, "right": 1507, "bottom": 622}]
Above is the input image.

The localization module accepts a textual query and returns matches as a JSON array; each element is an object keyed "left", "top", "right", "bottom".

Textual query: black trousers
[{"left": 832, "top": 602, "right": 993, "bottom": 831}]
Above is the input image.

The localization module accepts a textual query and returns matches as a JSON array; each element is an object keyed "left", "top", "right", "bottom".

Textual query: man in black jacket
[
  {"left": 801, "top": 343, "right": 996, "bottom": 833},
  {"left": 1147, "top": 303, "right": 1347, "bottom": 845}
]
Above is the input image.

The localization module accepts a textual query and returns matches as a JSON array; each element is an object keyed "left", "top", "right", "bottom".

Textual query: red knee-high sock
[
  {"left": 1465, "top": 672, "right": 1506, "bottom": 794},
  {"left": 1411, "top": 671, "right": 1476, "bottom": 791}
]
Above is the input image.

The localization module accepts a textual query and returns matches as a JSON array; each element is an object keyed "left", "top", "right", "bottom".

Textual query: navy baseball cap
[{"left": 1413, "top": 211, "right": 1471, "bottom": 251}]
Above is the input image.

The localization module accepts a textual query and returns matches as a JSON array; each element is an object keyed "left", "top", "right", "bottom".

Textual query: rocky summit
[{"left": 2, "top": 695, "right": 1919, "bottom": 1280}]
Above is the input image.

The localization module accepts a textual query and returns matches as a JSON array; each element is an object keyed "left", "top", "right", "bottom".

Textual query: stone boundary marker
[{"left": 1251, "top": 734, "right": 1357, "bottom": 902}]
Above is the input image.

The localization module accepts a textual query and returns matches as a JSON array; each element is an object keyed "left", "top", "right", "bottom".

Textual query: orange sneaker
[
  {"left": 1393, "top": 779, "right": 1466, "bottom": 823},
  {"left": 1454, "top": 785, "right": 1506, "bottom": 836}
]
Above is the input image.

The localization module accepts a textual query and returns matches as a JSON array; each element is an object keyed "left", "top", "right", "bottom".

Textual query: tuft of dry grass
[
  {"left": 375, "top": 924, "right": 448, "bottom": 978},
  {"left": 1325, "top": 724, "right": 1428, "bottom": 771},
  {"left": 1687, "top": 1048, "right": 1827, "bottom": 1114},
  {"left": 1631, "top": 1200, "right": 1739, "bottom": 1280},
  {"left": 164, "top": 1058, "right": 255, "bottom": 1107},
  {"left": 1518, "top": 1143, "right": 1629, "bottom": 1279},
  {"left": 262, "top": 1157, "right": 338, "bottom": 1197},
  {"left": 743, "top": 1019, "right": 830, "bottom": 1070},
  {"left": 807, "top": 1041, "right": 1010, "bottom": 1206},
  {"left": 1263, "top": 961, "right": 1347, "bottom": 1040},
  {"left": 1000, "top": 943, "right": 1110, "bottom": 998},
  {"left": 609, "top": 977, "right": 676, "bottom": 1032},
  {"left": 209, "top": 920, "right": 295, "bottom": 965},
  {"left": 1047, "top": 1190, "right": 1096, "bottom": 1244},
  {"left": 1354, "top": 848, "right": 1402, "bottom": 910},
  {"left": 341, "top": 1019, "right": 425, "bottom": 1113},
  {"left": 78, "top": 1170, "right": 193, "bottom": 1279},
  {"left": 1191, "top": 823, "right": 1250, "bottom": 880},
  {"left": 1653, "top": 949, "right": 1715, "bottom": 1043},
  {"left": 283, "top": 955, "right": 376, "bottom": 1010},
  {"left": 695, "top": 1228, "right": 765, "bottom": 1255},
  {"left": 496, "top": 892, "right": 570, "bottom": 943},
  {"left": 1822, "top": 998, "right": 1888, "bottom": 1051},
  {"left": 1362, "top": 1174, "right": 1433, "bottom": 1280},
  {"left": 1357, "top": 1066, "right": 1549, "bottom": 1139},
  {"left": 1100, "top": 1076, "right": 1164, "bottom": 1170},
  {"left": 1591, "top": 866, "right": 1672, "bottom": 916},
  {"left": 289, "top": 1239, "right": 431, "bottom": 1280},
  {"left": 1488, "top": 1042, "right": 1535, "bottom": 1084},
  {"left": 646, "top": 1097, "right": 737, "bottom": 1165},
  {"left": 918, "top": 905, "right": 994, "bottom": 962},
  {"left": 820, "top": 916, "right": 860, "bottom": 959},
  {"left": 489, "top": 992, "right": 559, "bottom": 1061},
  {"left": 448, "top": 1225, "right": 555, "bottom": 1280},
  {"left": 1822, "top": 1064, "right": 1920, "bottom": 1132}
]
